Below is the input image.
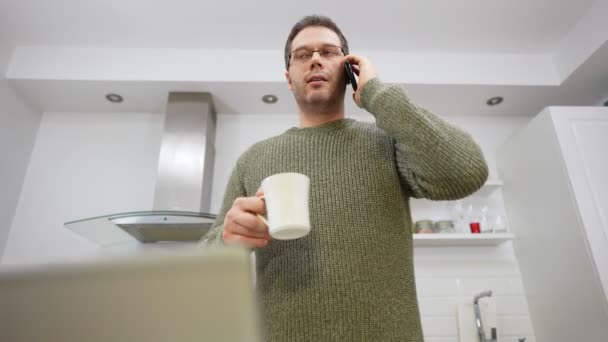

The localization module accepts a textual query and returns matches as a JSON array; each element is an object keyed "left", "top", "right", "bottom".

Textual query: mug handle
[{"left": 256, "top": 195, "right": 269, "bottom": 226}]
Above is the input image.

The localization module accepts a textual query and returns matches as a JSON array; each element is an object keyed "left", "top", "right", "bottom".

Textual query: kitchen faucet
[{"left": 473, "top": 290, "right": 497, "bottom": 342}]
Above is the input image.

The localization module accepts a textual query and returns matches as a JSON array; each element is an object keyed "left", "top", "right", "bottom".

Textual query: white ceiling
[
  {"left": 0, "top": 0, "right": 594, "bottom": 53},
  {"left": 1, "top": 0, "right": 607, "bottom": 116}
]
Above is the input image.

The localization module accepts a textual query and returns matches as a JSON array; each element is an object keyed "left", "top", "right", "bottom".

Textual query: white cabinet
[{"left": 497, "top": 106, "right": 608, "bottom": 342}]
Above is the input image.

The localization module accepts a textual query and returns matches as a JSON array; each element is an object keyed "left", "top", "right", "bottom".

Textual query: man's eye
[{"left": 295, "top": 52, "right": 311, "bottom": 59}]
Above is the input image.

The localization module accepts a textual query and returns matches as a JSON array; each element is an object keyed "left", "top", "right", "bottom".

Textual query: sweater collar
[{"left": 286, "top": 118, "right": 355, "bottom": 135}]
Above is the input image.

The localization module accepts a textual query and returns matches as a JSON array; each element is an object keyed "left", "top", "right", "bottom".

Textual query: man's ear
[{"left": 285, "top": 71, "right": 293, "bottom": 91}]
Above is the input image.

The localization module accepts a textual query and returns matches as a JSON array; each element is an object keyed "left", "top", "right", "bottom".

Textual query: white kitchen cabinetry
[{"left": 497, "top": 106, "right": 608, "bottom": 342}]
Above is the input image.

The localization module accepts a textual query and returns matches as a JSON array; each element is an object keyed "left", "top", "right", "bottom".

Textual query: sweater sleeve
[
  {"left": 360, "top": 78, "right": 488, "bottom": 200},
  {"left": 200, "top": 159, "right": 247, "bottom": 247}
]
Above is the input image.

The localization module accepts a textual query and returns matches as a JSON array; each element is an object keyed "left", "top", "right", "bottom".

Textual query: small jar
[
  {"left": 415, "top": 220, "right": 434, "bottom": 234},
  {"left": 434, "top": 220, "right": 455, "bottom": 233}
]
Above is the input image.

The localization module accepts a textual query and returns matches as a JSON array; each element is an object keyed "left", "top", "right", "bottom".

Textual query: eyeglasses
[{"left": 289, "top": 45, "right": 345, "bottom": 65}]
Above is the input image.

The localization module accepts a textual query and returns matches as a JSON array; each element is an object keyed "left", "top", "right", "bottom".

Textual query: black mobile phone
[{"left": 344, "top": 60, "right": 358, "bottom": 92}]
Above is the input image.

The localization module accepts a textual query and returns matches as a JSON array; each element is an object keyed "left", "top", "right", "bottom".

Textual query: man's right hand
[{"left": 222, "top": 189, "right": 271, "bottom": 248}]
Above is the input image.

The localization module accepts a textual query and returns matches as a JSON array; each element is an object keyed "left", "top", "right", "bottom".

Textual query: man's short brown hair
[{"left": 284, "top": 15, "right": 349, "bottom": 70}]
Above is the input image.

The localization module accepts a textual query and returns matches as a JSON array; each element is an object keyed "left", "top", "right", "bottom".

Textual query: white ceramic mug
[{"left": 260, "top": 173, "right": 310, "bottom": 240}]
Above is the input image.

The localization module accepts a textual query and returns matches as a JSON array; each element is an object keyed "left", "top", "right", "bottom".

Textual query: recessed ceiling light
[
  {"left": 105, "top": 93, "right": 123, "bottom": 103},
  {"left": 486, "top": 96, "right": 503, "bottom": 106},
  {"left": 262, "top": 94, "right": 278, "bottom": 104}
]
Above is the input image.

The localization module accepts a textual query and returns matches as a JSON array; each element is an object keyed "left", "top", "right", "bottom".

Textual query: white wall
[
  {"left": 210, "top": 113, "right": 300, "bottom": 213},
  {"left": 1, "top": 111, "right": 164, "bottom": 264},
  {"left": 415, "top": 247, "right": 533, "bottom": 342},
  {"left": 0, "top": 35, "right": 42, "bottom": 258},
  {"left": 1, "top": 107, "right": 535, "bottom": 340}
]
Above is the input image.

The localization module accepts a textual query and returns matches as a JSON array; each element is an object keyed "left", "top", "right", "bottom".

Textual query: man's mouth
[{"left": 306, "top": 74, "right": 328, "bottom": 84}]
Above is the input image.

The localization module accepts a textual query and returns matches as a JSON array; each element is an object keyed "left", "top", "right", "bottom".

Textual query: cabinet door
[
  {"left": 498, "top": 107, "right": 608, "bottom": 342},
  {"left": 551, "top": 106, "right": 608, "bottom": 298}
]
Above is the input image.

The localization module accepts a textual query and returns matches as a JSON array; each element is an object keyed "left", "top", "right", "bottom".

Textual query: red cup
[{"left": 470, "top": 222, "right": 481, "bottom": 234}]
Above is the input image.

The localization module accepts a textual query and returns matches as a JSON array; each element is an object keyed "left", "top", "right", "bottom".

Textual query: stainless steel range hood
[{"left": 65, "top": 93, "right": 217, "bottom": 245}]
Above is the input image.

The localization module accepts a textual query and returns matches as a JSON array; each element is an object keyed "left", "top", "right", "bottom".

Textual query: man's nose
[{"left": 309, "top": 51, "right": 323, "bottom": 68}]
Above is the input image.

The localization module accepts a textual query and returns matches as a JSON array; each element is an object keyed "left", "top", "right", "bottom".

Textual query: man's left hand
[{"left": 344, "top": 55, "right": 378, "bottom": 107}]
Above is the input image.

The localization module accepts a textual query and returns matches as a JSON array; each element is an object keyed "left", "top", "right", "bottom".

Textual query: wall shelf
[
  {"left": 413, "top": 233, "right": 514, "bottom": 247},
  {"left": 472, "top": 179, "right": 503, "bottom": 197}
]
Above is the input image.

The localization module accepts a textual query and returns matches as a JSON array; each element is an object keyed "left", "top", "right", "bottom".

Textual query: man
[{"left": 202, "top": 15, "right": 488, "bottom": 341}]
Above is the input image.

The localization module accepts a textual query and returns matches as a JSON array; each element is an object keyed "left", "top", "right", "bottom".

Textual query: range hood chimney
[
  {"left": 153, "top": 92, "right": 216, "bottom": 213},
  {"left": 65, "top": 93, "right": 217, "bottom": 245}
]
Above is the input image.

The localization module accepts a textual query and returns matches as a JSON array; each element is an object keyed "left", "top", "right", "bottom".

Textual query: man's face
[{"left": 285, "top": 26, "right": 347, "bottom": 108}]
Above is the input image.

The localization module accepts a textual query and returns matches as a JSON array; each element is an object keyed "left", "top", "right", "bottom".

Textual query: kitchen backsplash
[{"left": 415, "top": 246, "right": 534, "bottom": 341}]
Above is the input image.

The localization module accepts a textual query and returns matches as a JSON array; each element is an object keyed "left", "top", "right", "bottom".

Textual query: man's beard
[{"left": 295, "top": 81, "right": 345, "bottom": 115}]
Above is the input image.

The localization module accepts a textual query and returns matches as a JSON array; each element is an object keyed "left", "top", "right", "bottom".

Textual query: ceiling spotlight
[
  {"left": 262, "top": 94, "right": 278, "bottom": 104},
  {"left": 486, "top": 96, "right": 503, "bottom": 106},
  {"left": 105, "top": 93, "right": 123, "bottom": 103}
]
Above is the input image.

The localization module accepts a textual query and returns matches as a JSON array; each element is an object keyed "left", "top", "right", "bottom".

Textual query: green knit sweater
[{"left": 202, "top": 78, "right": 488, "bottom": 341}]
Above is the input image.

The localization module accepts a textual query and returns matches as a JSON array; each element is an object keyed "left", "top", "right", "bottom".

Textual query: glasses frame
[{"left": 288, "top": 45, "right": 345, "bottom": 67}]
